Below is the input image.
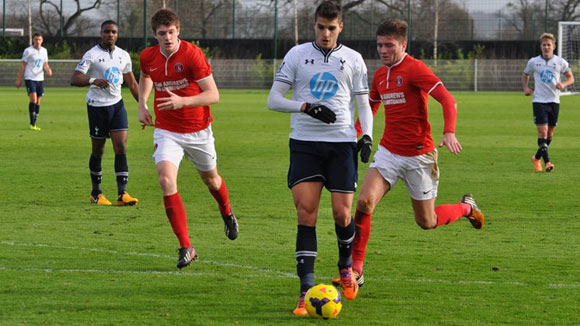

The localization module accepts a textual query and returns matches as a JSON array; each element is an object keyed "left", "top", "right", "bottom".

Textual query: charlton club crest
[
  {"left": 174, "top": 63, "right": 184, "bottom": 73},
  {"left": 395, "top": 75, "right": 403, "bottom": 87}
]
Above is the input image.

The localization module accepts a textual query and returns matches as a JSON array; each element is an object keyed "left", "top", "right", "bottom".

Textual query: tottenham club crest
[
  {"left": 174, "top": 63, "right": 184, "bottom": 73},
  {"left": 395, "top": 75, "right": 403, "bottom": 87}
]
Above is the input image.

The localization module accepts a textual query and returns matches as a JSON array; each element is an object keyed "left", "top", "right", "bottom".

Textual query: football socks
[
  {"left": 209, "top": 177, "right": 232, "bottom": 216},
  {"left": 28, "top": 102, "right": 36, "bottom": 126},
  {"left": 435, "top": 203, "right": 471, "bottom": 227},
  {"left": 89, "top": 155, "right": 102, "bottom": 197},
  {"left": 296, "top": 225, "right": 316, "bottom": 294},
  {"left": 115, "top": 154, "right": 129, "bottom": 195},
  {"left": 164, "top": 193, "right": 192, "bottom": 248},
  {"left": 536, "top": 138, "right": 550, "bottom": 163},
  {"left": 335, "top": 220, "right": 355, "bottom": 270},
  {"left": 352, "top": 210, "right": 372, "bottom": 274}
]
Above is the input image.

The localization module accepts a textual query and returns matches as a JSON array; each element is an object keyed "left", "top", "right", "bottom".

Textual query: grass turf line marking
[
  {"left": 0, "top": 240, "right": 295, "bottom": 278},
  {"left": 2, "top": 241, "right": 579, "bottom": 288}
]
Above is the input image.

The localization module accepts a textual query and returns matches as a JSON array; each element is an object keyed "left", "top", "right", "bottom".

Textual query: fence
[
  {"left": 1, "top": 0, "right": 563, "bottom": 42},
  {"left": 0, "top": 58, "right": 543, "bottom": 92}
]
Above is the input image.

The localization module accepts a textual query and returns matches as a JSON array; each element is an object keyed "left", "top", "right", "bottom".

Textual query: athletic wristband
[{"left": 89, "top": 78, "right": 96, "bottom": 85}]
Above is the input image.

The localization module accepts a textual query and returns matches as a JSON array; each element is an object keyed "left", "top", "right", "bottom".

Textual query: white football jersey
[
  {"left": 21, "top": 46, "right": 49, "bottom": 81},
  {"left": 275, "top": 42, "right": 369, "bottom": 142},
  {"left": 75, "top": 45, "right": 132, "bottom": 107},
  {"left": 524, "top": 54, "right": 571, "bottom": 103}
]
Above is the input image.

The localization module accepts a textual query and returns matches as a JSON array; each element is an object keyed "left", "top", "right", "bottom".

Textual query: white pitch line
[
  {"left": 1, "top": 241, "right": 579, "bottom": 288},
  {"left": 0, "top": 240, "right": 295, "bottom": 278}
]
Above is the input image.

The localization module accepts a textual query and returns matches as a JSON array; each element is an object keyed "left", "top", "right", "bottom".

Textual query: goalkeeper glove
[
  {"left": 304, "top": 103, "right": 337, "bottom": 124},
  {"left": 357, "top": 134, "right": 372, "bottom": 163}
]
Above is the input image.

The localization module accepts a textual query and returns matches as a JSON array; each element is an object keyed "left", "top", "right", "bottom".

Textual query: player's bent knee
[
  {"left": 357, "top": 196, "right": 376, "bottom": 214},
  {"left": 416, "top": 218, "right": 437, "bottom": 230},
  {"left": 158, "top": 175, "right": 176, "bottom": 191}
]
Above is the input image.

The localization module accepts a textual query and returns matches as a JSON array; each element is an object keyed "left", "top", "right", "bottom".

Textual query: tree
[
  {"left": 551, "top": 0, "right": 580, "bottom": 22},
  {"left": 38, "top": 0, "right": 109, "bottom": 36}
]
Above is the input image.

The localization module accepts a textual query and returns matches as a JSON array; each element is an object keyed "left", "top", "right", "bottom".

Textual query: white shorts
[
  {"left": 369, "top": 145, "right": 439, "bottom": 200},
  {"left": 153, "top": 127, "right": 217, "bottom": 171}
]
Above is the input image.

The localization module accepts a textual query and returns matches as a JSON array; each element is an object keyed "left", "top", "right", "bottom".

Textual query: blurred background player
[
  {"left": 522, "top": 32, "right": 574, "bottom": 172},
  {"left": 138, "top": 8, "right": 238, "bottom": 269},
  {"left": 267, "top": 0, "right": 373, "bottom": 315},
  {"left": 333, "top": 18, "right": 484, "bottom": 290},
  {"left": 71, "top": 20, "right": 140, "bottom": 206},
  {"left": 15, "top": 32, "right": 52, "bottom": 131}
]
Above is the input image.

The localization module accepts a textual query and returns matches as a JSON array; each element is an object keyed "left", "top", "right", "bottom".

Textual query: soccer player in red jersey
[
  {"left": 138, "top": 8, "right": 238, "bottom": 269},
  {"left": 334, "top": 19, "right": 485, "bottom": 289}
]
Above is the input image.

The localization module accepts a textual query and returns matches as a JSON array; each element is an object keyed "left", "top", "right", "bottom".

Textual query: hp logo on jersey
[
  {"left": 104, "top": 67, "right": 121, "bottom": 85},
  {"left": 540, "top": 70, "right": 555, "bottom": 83},
  {"left": 310, "top": 72, "right": 338, "bottom": 100}
]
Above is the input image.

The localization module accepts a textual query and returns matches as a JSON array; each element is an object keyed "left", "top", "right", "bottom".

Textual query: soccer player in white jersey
[
  {"left": 267, "top": 1, "right": 373, "bottom": 315},
  {"left": 15, "top": 33, "right": 52, "bottom": 131},
  {"left": 523, "top": 32, "right": 574, "bottom": 172},
  {"left": 71, "top": 20, "right": 140, "bottom": 206}
]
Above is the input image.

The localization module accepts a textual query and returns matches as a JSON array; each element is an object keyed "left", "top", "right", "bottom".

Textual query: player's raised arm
[
  {"left": 155, "top": 75, "right": 219, "bottom": 111},
  {"left": 557, "top": 70, "right": 575, "bottom": 90},
  {"left": 266, "top": 80, "right": 303, "bottom": 113},
  {"left": 70, "top": 70, "right": 108, "bottom": 89},
  {"left": 267, "top": 81, "right": 336, "bottom": 123}
]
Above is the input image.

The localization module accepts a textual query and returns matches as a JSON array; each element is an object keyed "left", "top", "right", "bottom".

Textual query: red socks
[
  {"left": 435, "top": 203, "right": 471, "bottom": 227},
  {"left": 163, "top": 192, "right": 191, "bottom": 248},
  {"left": 209, "top": 177, "right": 232, "bottom": 216},
  {"left": 352, "top": 210, "right": 372, "bottom": 274}
]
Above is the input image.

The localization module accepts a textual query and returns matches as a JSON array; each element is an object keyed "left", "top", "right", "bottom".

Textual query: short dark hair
[
  {"left": 101, "top": 20, "right": 118, "bottom": 30},
  {"left": 32, "top": 32, "right": 43, "bottom": 38},
  {"left": 376, "top": 19, "right": 408, "bottom": 42},
  {"left": 314, "top": 1, "right": 342, "bottom": 22},
  {"left": 151, "top": 8, "right": 180, "bottom": 33}
]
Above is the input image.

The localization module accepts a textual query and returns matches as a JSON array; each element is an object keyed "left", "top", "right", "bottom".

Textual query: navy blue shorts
[
  {"left": 287, "top": 139, "right": 358, "bottom": 193},
  {"left": 533, "top": 102, "right": 559, "bottom": 126},
  {"left": 87, "top": 99, "right": 129, "bottom": 139},
  {"left": 25, "top": 80, "right": 44, "bottom": 97}
]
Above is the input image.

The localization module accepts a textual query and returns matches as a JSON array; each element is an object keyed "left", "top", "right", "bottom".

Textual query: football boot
[
  {"left": 177, "top": 247, "right": 197, "bottom": 269},
  {"left": 339, "top": 267, "right": 359, "bottom": 300},
  {"left": 531, "top": 155, "right": 542, "bottom": 172},
  {"left": 222, "top": 212, "right": 239, "bottom": 240},
  {"left": 461, "top": 194, "right": 484, "bottom": 229},
  {"left": 116, "top": 191, "right": 139, "bottom": 206},
  {"left": 90, "top": 193, "right": 112, "bottom": 206},
  {"left": 292, "top": 292, "right": 308, "bottom": 316}
]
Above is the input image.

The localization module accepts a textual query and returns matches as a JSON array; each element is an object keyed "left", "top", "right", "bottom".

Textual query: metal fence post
[{"left": 474, "top": 59, "right": 478, "bottom": 92}]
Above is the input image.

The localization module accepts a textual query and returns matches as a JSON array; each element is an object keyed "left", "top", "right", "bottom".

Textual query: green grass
[{"left": 0, "top": 87, "right": 579, "bottom": 325}]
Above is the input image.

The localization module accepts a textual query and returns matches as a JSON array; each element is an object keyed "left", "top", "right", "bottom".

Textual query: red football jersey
[
  {"left": 370, "top": 54, "right": 443, "bottom": 156},
  {"left": 140, "top": 41, "right": 213, "bottom": 133}
]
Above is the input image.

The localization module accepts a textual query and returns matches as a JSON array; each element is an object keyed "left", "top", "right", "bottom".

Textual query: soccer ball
[{"left": 305, "top": 283, "right": 342, "bottom": 319}]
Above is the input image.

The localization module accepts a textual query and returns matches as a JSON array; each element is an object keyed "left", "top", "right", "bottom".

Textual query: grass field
[{"left": 0, "top": 87, "right": 579, "bottom": 325}]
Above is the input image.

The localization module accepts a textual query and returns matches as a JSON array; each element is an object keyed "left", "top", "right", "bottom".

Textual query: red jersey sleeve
[
  {"left": 430, "top": 84, "right": 457, "bottom": 134},
  {"left": 189, "top": 46, "right": 212, "bottom": 81}
]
